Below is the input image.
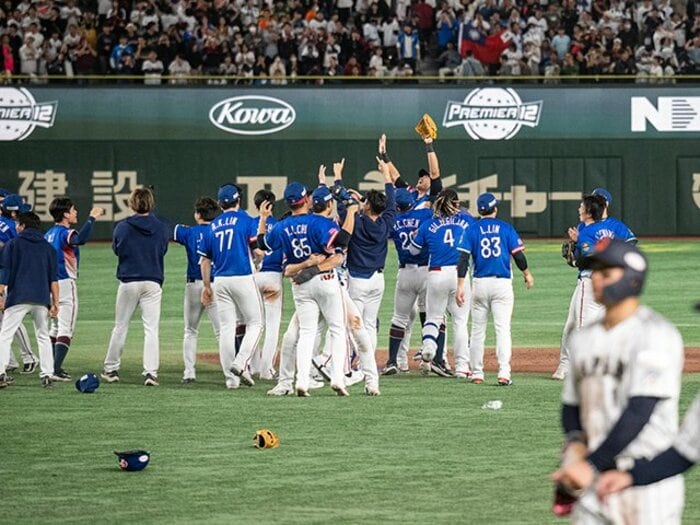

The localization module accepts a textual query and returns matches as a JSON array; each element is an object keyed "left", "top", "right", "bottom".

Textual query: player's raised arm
[{"left": 379, "top": 133, "right": 404, "bottom": 186}]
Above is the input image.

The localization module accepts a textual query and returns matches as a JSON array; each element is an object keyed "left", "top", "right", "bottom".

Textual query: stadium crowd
[{"left": 0, "top": 0, "right": 698, "bottom": 83}]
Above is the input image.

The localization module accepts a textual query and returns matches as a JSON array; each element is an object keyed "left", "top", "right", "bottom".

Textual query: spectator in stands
[
  {"left": 397, "top": 23, "right": 419, "bottom": 70},
  {"left": 168, "top": 53, "right": 191, "bottom": 85},
  {"left": 437, "top": 41, "right": 461, "bottom": 81},
  {"left": 141, "top": 49, "right": 163, "bottom": 85}
]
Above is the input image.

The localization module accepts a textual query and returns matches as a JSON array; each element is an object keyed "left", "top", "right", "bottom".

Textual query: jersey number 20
[{"left": 480, "top": 237, "right": 501, "bottom": 258}]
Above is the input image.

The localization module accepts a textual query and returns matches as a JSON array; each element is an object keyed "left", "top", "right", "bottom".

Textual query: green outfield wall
[{"left": 1, "top": 85, "right": 699, "bottom": 238}]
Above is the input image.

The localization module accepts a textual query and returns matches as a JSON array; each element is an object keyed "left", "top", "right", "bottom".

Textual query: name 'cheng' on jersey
[
  {"left": 264, "top": 214, "right": 340, "bottom": 266},
  {"left": 197, "top": 209, "right": 258, "bottom": 277},
  {"left": 457, "top": 217, "right": 524, "bottom": 279},
  {"left": 391, "top": 207, "right": 432, "bottom": 266},
  {"left": 410, "top": 210, "right": 475, "bottom": 267}
]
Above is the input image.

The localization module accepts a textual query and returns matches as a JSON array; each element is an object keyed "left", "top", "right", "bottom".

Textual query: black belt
[
  {"left": 399, "top": 263, "right": 427, "bottom": 269},
  {"left": 186, "top": 278, "right": 200, "bottom": 283}
]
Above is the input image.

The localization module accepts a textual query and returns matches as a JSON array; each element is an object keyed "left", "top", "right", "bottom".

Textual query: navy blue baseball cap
[
  {"left": 75, "top": 373, "right": 100, "bottom": 393},
  {"left": 284, "top": 182, "right": 308, "bottom": 204},
  {"left": 312, "top": 186, "right": 333, "bottom": 206},
  {"left": 395, "top": 188, "right": 416, "bottom": 209},
  {"left": 114, "top": 450, "right": 151, "bottom": 471},
  {"left": 0, "top": 188, "right": 10, "bottom": 198},
  {"left": 477, "top": 192, "right": 499, "bottom": 214},
  {"left": 217, "top": 184, "right": 240, "bottom": 204},
  {"left": 1, "top": 194, "right": 32, "bottom": 213},
  {"left": 592, "top": 188, "right": 612, "bottom": 206}
]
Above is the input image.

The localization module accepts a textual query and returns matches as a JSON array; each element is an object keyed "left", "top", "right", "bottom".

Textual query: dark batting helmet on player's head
[
  {"left": 582, "top": 237, "right": 647, "bottom": 303},
  {"left": 395, "top": 188, "right": 416, "bottom": 211},
  {"left": 592, "top": 187, "right": 612, "bottom": 207}
]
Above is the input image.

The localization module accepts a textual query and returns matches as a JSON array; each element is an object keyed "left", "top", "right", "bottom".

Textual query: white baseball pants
[
  {"left": 0, "top": 304, "right": 53, "bottom": 377},
  {"left": 292, "top": 272, "right": 346, "bottom": 392},
  {"left": 276, "top": 311, "right": 327, "bottom": 390},
  {"left": 421, "top": 266, "right": 470, "bottom": 374},
  {"left": 558, "top": 277, "right": 605, "bottom": 370},
  {"left": 469, "top": 277, "right": 514, "bottom": 380},
  {"left": 1, "top": 292, "right": 36, "bottom": 367},
  {"left": 103, "top": 281, "right": 162, "bottom": 377},
  {"left": 214, "top": 275, "right": 263, "bottom": 383},
  {"left": 183, "top": 280, "right": 221, "bottom": 380},
  {"left": 50, "top": 279, "right": 78, "bottom": 339},
  {"left": 348, "top": 271, "right": 385, "bottom": 350},
  {"left": 251, "top": 271, "right": 283, "bottom": 376}
]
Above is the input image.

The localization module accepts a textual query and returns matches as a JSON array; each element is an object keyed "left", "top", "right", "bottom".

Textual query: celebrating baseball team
[{"left": 0, "top": 113, "right": 698, "bottom": 522}]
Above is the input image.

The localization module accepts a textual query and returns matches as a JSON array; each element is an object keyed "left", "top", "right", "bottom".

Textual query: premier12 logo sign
[
  {"left": 442, "top": 88, "right": 542, "bottom": 140},
  {"left": 0, "top": 88, "right": 57, "bottom": 141}
]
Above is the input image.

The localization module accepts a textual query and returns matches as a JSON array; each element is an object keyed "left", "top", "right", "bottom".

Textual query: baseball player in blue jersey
[
  {"left": 258, "top": 180, "right": 350, "bottom": 396},
  {"left": 0, "top": 194, "right": 37, "bottom": 373},
  {"left": 0, "top": 212, "right": 59, "bottom": 388},
  {"left": 173, "top": 197, "right": 221, "bottom": 384},
  {"left": 250, "top": 189, "right": 285, "bottom": 381},
  {"left": 553, "top": 193, "right": 635, "bottom": 381},
  {"left": 409, "top": 189, "right": 475, "bottom": 376},
  {"left": 591, "top": 188, "right": 638, "bottom": 244},
  {"left": 456, "top": 193, "right": 534, "bottom": 385},
  {"left": 384, "top": 188, "right": 433, "bottom": 375},
  {"left": 44, "top": 198, "right": 104, "bottom": 381},
  {"left": 198, "top": 184, "right": 263, "bottom": 390}
]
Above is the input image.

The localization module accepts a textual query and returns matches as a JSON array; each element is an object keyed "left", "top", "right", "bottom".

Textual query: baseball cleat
[
  {"left": 419, "top": 361, "right": 430, "bottom": 376},
  {"left": 144, "top": 374, "right": 159, "bottom": 387},
  {"left": 100, "top": 370, "right": 120, "bottom": 383},
  {"left": 226, "top": 377, "right": 240, "bottom": 390},
  {"left": 312, "top": 358, "right": 332, "bottom": 382},
  {"left": 0, "top": 373, "right": 14, "bottom": 388},
  {"left": 267, "top": 384, "right": 293, "bottom": 396},
  {"left": 345, "top": 370, "right": 364, "bottom": 387},
  {"left": 381, "top": 364, "right": 398, "bottom": 376},
  {"left": 296, "top": 388, "right": 310, "bottom": 397},
  {"left": 454, "top": 371, "right": 471, "bottom": 380},
  {"left": 181, "top": 377, "right": 196, "bottom": 384},
  {"left": 412, "top": 351, "right": 422, "bottom": 361},
  {"left": 231, "top": 365, "right": 255, "bottom": 387},
  {"left": 430, "top": 361, "right": 453, "bottom": 378},
  {"left": 497, "top": 377, "right": 513, "bottom": 386},
  {"left": 53, "top": 369, "right": 71, "bottom": 382},
  {"left": 470, "top": 377, "right": 484, "bottom": 384},
  {"left": 364, "top": 386, "right": 381, "bottom": 396},
  {"left": 308, "top": 379, "right": 324, "bottom": 390},
  {"left": 22, "top": 362, "right": 38, "bottom": 374},
  {"left": 41, "top": 376, "right": 54, "bottom": 388},
  {"left": 552, "top": 366, "right": 567, "bottom": 381},
  {"left": 331, "top": 384, "right": 350, "bottom": 397}
]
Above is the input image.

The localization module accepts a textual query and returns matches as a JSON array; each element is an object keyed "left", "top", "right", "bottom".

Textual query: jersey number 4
[
  {"left": 480, "top": 237, "right": 502, "bottom": 258},
  {"left": 443, "top": 229, "right": 455, "bottom": 247}
]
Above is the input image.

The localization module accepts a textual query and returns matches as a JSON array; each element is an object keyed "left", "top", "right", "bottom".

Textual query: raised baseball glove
[
  {"left": 253, "top": 428, "right": 280, "bottom": 449},
  {"left": 415, "top": 113, "right": 438, "bottom": 140},
  {"left": 561, "top": 239, "right": 576, "bottom": 268}
]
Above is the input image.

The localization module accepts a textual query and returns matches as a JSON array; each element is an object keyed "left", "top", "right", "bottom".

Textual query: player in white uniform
[
  {"left": 456, "top": 193, "right": 534, "bottom": 385},
  {"left": 250, "top": 189, "right": 284, "bottom": 380},
  {"left": 552, "top": 238, "right": 685, "bottom": 524},
  {"left": 553, "top": 192, "right": 636, "bottom": 380},
  {"left": 173, "top": 197, "right": 221, "bottom": 383},
  {"left": 199, "top": 184, "right": 263, "bottom": 389},
  {"left": 258, "top": 181, "right": 350, "bottom": 396},
  {"left": 409, "top": 189, "right": 475, "bottom": 377}
]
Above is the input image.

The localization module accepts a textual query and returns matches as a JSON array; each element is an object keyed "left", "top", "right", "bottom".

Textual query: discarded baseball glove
[
  {"left": 253, "top": 429, "right": 280, "bottom": 449},
  {"left": 562, "top": 239, "right": 576, "bottom": 268},
  {"left": 415, "top": 113, "right": 438, "bottom": 140}
]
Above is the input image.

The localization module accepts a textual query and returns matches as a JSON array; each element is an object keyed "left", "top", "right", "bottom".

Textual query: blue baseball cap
[
  {"left": 217, "top": 184, "right": 240, "bottom": 204},
  {"left": 0, "top": 188, "right": 10, "bottom": 198},
  {"left": 592, "top": 188, "right": 612, "bottom": 206},
  {"left": 114, "top": 450, "right": 151, "bottom": 471},
  {"left": 284, "top": 182, "right": 308, "bottom": 204},
  {"left": 395, "top": 188, "right": 416, "bottom": 210},
  {"left": 477, "top": 192, "right": 499, "bottom": 214},
  {"left": 312, "top": 186, "right": 333, "bottom": 206},
  {"left": 1, "top": 194, "right": 32, "bottom": 213},
  {"left": 75, "top": 373, "right": 100, "bottom": 393}
]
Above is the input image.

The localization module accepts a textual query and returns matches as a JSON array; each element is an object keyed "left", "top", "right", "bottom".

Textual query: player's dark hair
[
  {"left": 365, "top": 190, "right": 387, "bottom": 214},
  {"left": 433, "top": 189, "right": 461, "bottom": 218},
  {"left": 49, "top": 197, "right": 73, "bottom": 223},
  {"left": 582, "top": 194, "right": 606, "bottom": 222},
  {"left": 254, "top": 189, "right": 276, "bottom": 210},
  {"left": 128, "top": 188, "right": 155, "bottom": 214},
  {"left": 194, "top": 197, "right": 219, "bottom": 222},
  {"left": 18, "top": 211, "right": 41, "bottom": 230},
  {"left": 312, "top": 200, "right": 331, "bottom": 214}
]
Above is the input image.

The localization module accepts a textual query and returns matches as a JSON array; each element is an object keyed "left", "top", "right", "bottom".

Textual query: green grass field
[{"left": 2, "top": 239, "right": 699, "bottom": 524}]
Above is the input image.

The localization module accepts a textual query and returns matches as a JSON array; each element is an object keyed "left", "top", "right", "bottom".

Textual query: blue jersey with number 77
[
  {"left": 264, "top": 213, "right": 340, "bottom": 265},
  {"left": 410, "top": 210, "right": 475, "bottom": 267},
  {"left": 456, "top": 217, "right": 524, "bottom": 278},
  {"left": 197, "top": 209, "right": 258, "bottom": 277}
]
